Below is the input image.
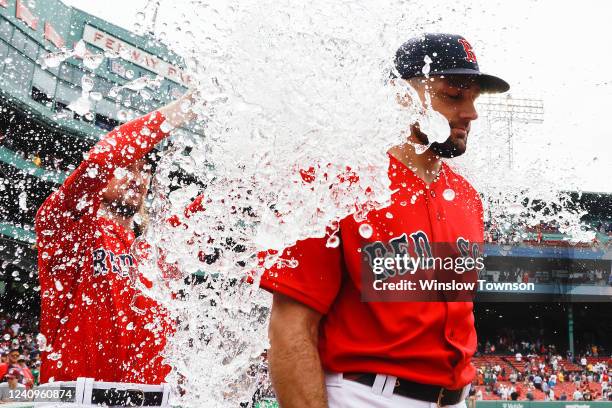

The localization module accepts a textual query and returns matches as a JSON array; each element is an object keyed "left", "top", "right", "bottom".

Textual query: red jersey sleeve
[
  {"left": 259, "top": 236, "right": 344, "bottom": 314},
  {"left": 35, "top": 111, "right": 171, "bottom": 247}
]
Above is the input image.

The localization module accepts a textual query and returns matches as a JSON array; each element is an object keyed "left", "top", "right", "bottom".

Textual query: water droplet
[
  {"left": 160, "top": 120, "right": 175, "bottom": 133},
  {"left": 113, "top": 167, "right": 127, "bottom": 179},
  {"left": 84, "top": 112, "right": 94, "bottom": 121},
  {"left": 124, "top": 76, "right": 150, "bottom": 91},
  {"left": 358, "top": 223, "right": 373, "bottom": 239},
  {"left": 3, "top": 334, "right": 10, "bottom": 341},
  {"left": 4, "top": 57, "right": 12, "bottom": 64},
  {"left": 152, "top": 75, "right": 164, "bottom": 88},
  {"left": 81, "top": 75, "right": 95, "bottom": 92},
  {"left": 126, "top": 69, "right": 135, "bottom": 79},
  {"left": 73, "top": 40, "right": 87, "bottom": 59},
  {"left": 140, "top": 126, "right": 151, "bottom": 136},
  {"left": 442, "top": 188, "right": 455, "bottom": 201},
  {"left": 108, "top": 87, "right": 120, "bottom": 98},
  {"left": 117, "top": 110, "right": 128, "bottom": 121},
  {"left": 41, "top": 52, "right": 67, "bottom": 68},
  {"left": 68, "top": 95, "right": 91, "bottom": 116},
  {"left": 48, "top": 352, "right": 61, "bottom": 361},
  {"left": 104, "top": 49, "right": 120, "bottom": 59},
  {"left": 89, "top": 91, "right": 103, "bottom": 101},
  {"left": 87, "top": 167, "right": 98, "bottom": 178},
  {"left": 83, "top": 53, "right": 104, "bottom": 69},
  {"left": 422, "top": 55, "right": 432, "bottom": 76},
  {"left": 36, "top": 333, "right": 47, "bottom": 349},
  {"left": 385, "top": 212, "right": 393, "bottom": 219},
  {"left": 55, "top": 280, "right": 63, "bottom": 291},
  {"left": 126, "top": 322, "right": 135, "bottom": 330},
  {"left": 18, "top": 191, "right": 27, "bottom": 211},
  {"left": 326, "top": 235, "right": 340, "bottom": 248}
]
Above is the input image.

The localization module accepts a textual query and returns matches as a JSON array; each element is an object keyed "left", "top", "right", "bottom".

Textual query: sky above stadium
[{"left": 64, "top": 0, "right": 612, "bottom": 193}]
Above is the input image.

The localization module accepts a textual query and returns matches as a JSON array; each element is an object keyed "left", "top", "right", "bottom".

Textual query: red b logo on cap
[{"left": 458, "top": 39, "right": 477, "bottom": 63}]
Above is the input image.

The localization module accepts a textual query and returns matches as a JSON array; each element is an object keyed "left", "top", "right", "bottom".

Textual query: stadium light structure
[
  {"left": 143, "top": 0, "right": 162, "bottom": 35},
  {"left": 477, "top": 94, "right": 544, "bottom": 168}
]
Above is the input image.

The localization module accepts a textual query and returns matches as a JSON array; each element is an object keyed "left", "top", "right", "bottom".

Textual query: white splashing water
[
  {"left": 131, "top": 1, "right": 423, "bottom": 405},
  {"left": 18, "top": 191, "right": 27, "bottom": 211},
  {"left": 109, "top": 75, "right": 164, "bottom": 105},
  {"left": 40, "top": 40, "right": 104, "bottom": 70},
  {"left": 125, "top": 1, "right": 596, "bottom": 406},
  {"left": 67, "top": 93, "right": 92, "bottom": 117},
  {"left": 41, "top": 41, "right": 161, "bottom": 115}
]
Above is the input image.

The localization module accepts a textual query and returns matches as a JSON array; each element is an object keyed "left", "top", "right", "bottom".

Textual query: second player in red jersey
[{"left": 35, "top": 93, "right": 198, "bottom": 384}]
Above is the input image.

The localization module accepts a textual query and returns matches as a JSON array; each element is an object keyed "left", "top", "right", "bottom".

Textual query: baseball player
[
  {"left": 260, "top": 33, "right": 509, "bottom": 407},
  {"left": 35, "top": 93, "right": 198, "bottom": 384}
]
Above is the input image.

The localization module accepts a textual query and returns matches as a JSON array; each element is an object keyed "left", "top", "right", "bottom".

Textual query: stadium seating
[{"left": 473, "top": 380, "right": 603, "bottom": 401}]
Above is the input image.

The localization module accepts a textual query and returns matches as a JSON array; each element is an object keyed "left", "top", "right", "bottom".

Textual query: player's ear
[{"left": 396, "top": 91, "right": 414, "bottom": 107}]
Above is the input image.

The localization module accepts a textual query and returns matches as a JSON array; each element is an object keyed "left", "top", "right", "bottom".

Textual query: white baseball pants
[{"left": 325, "top": 372, "right": 469, "bottom": 408}]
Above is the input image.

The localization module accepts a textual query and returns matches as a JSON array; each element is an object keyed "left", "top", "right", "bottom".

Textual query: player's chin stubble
[
  {"left": 412, "top": 125, "right": 467, "bottom": 158},
  {"left": 110, "top": 200, "right": 140, "bottom": 218},
  {"left": 429, "top": 137, "right": 467, "bottom": 158}
]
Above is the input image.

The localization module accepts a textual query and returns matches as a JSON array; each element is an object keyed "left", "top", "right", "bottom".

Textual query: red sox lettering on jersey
[
  {"left": 260, "top": 154, "right": 484, "bottom": 389},
  {"left": 92, "top": 248, "right": 135, "bottom": 278}
]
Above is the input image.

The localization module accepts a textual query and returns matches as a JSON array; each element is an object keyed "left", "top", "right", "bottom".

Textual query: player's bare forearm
[
  {"left": 37, "top": 91, "right": 200, "bottom": 226},
  {"left": 268, "top": 293, "right": 327, "bottom": 408},
  {"left": 158, "top": 89, "right": 200, "bottom": 129}
]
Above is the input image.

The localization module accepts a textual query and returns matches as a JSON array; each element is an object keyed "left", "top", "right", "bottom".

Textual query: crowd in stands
[
  {"left": 472, "top": 339, "right": 611, "bottom": 401},
  {"left": 480, "top": 267, "right": 612, "bottom": 286},
  {"left": 483, "top": 219, "right": 612, "bottom": 246},
  {"left": 0, "top": 313, "right": 41, "bottom": 401},
  {"left": 595, "top": 221, "right": 612, "bottom": 235},
  {"left": 0, "top": 313, "right": 610, "bottom": 403}
]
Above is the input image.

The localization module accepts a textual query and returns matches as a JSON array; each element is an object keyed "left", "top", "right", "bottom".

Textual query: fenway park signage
[{"left": 82, "top": 24, "right": 192, "bottom": 86}]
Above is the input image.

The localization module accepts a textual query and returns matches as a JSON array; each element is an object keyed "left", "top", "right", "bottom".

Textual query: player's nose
[{"left": 459, "top": 100, "right": 478, "bottom": 122}]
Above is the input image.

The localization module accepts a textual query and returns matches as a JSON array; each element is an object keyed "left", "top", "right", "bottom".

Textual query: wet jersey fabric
[
  {"left": 260, "top": 154, "right": 484, "bottom": 390},
  {"left": 36, "top": 112, "right": 173, "bottom": 384}
]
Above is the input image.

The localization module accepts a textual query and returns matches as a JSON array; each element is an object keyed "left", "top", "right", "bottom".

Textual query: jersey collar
[{"left": 388, "top": 153, "right": 450, "bottom": 190}]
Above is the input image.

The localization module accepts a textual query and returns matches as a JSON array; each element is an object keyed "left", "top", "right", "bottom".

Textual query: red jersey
[
  {"left": 0, "top": 363, "right": 19, "bottom": 381},
  {"left": 20, "top": 365, "right": 34, "bottom": 388},
  {"left": 35, "top": 112, "right": 173, "bottom": 384},
  {"left": 260, "top": 154, "right": 484, "bottom": 389}
]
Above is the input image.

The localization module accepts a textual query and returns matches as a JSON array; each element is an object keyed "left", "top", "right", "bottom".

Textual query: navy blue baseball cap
[{"left": 394, "top": 33, "right": 509, "bottom": 93}]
